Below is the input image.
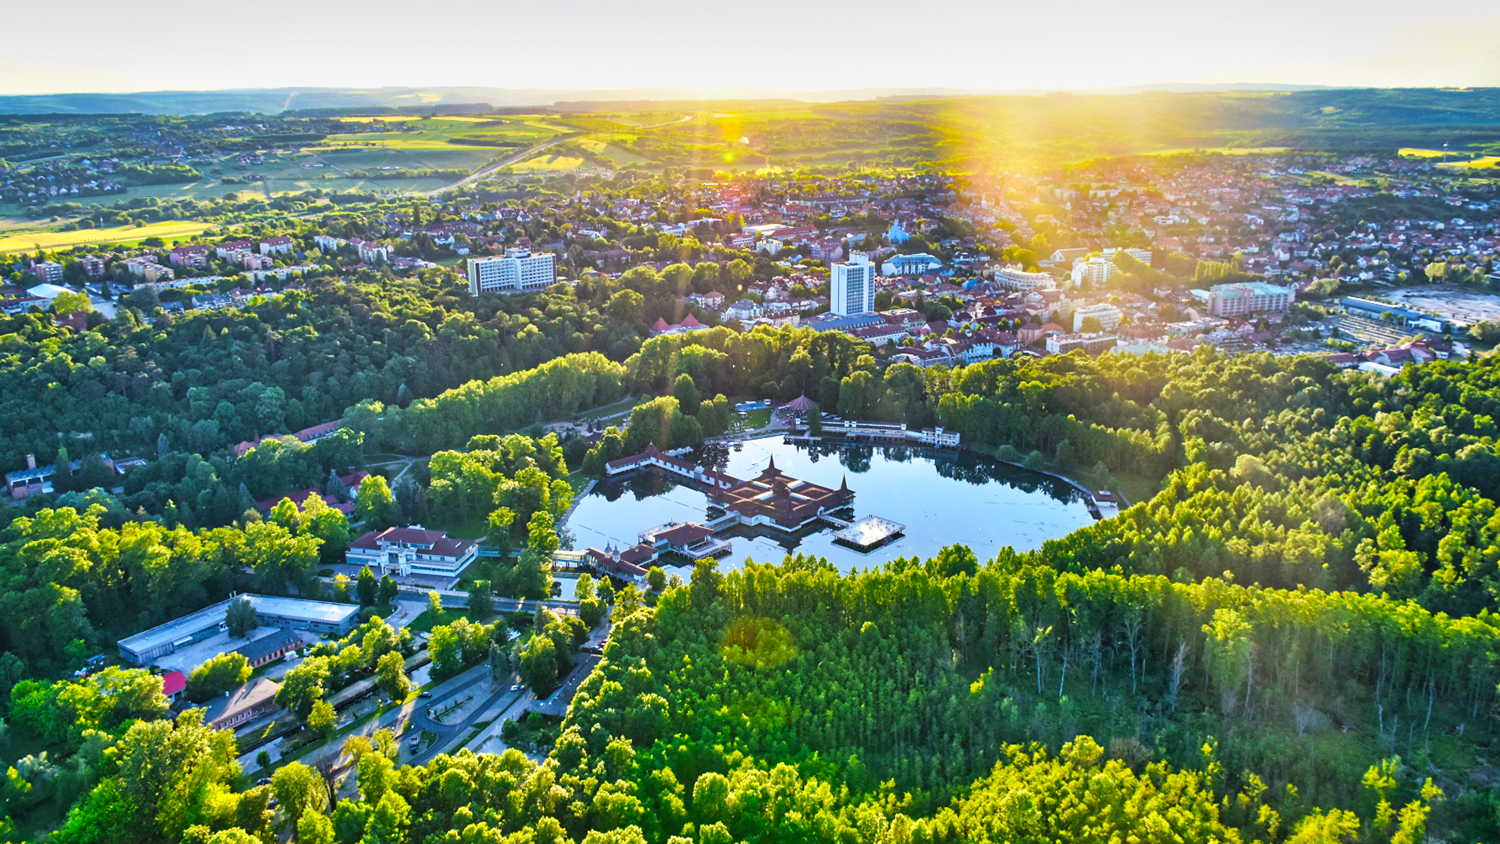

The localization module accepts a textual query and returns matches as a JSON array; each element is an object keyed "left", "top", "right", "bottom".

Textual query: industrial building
[{"left": 117, "top": 594, "right": 359, "bottom": 665}]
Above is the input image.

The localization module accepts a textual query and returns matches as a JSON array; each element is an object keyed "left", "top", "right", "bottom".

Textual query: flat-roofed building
[
  {"left": 117, "top": 595, "right": 358, "bottom": 665},
  {"left": 467, "top": 249, "right": 556, "bottom": 295},
  {"left": 831, "top": 252, "right": 876, "bottom": 316},
  {"left": 1073, "top": 303, "right": 1122, "bottom": 333},
  {"left": 994, "top": 264, "right": 1055, "bottom": 291},
  {"left": 1206, "top": 282, "right": 1294, "bottom": 317},
  {"left": 1046, "top": 333, "right": 1119, "bottom": 355}
]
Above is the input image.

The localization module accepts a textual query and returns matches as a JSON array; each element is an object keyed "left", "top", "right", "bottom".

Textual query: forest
[{"left": 13, "top": 317, "right": 1500, "bottom": 840}]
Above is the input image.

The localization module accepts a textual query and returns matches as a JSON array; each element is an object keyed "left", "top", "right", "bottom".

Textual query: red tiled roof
[
  {"left": 161, "top": 671, "right": 187, "bottom": 696},
  {"left": 350, "top": 527, "right": 474, "bottom": 558}
]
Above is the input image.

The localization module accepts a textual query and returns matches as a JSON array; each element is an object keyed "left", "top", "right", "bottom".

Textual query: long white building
[
  {"left": 1204, "top": 281, "right": 1294, "bottom": 317},
  {"left": 994, "top": 264, "right": 1055, "bottom": 291},
  {"left": 831, "top": 253, "right": 876, "bottom": 316},
  {"left": 467, "top": 249, "right": 556, "bottom": 296}
]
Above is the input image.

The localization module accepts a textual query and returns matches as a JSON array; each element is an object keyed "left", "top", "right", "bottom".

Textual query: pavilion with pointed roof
[
  {"left": 778, "top": 394, "right": 819, "bottom": 418},
  {"left": 709, "top": 455, "right": 854, "bottom": 529}
]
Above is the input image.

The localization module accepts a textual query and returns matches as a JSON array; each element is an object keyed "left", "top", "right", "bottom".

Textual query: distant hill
[{"left": 0, "top": 83, "right": 1396, "bottom": 117}]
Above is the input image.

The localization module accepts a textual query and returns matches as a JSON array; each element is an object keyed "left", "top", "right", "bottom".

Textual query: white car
[{"left": 510, "top": 684, "right": 522, "bottom": 692}]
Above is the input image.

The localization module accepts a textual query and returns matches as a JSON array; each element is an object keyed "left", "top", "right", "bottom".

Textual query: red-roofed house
[
  {"left": 650, "top": 313, "right": 709, "bottom": 336},
  {"left": 257, "top": 489, "right": 355, "bottom": 515},
  {"left": 161, "top": 670, "right": 187, "bottom": 703},
  {"left": 346, "top": 527, "right": 479, "bottom": 579},
  {"left": 260, "top": 236, "right": 294, "bottom": 255}
]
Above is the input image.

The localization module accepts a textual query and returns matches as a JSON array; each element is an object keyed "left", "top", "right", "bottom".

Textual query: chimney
[{"left": 26, "top": 454, "right": 35, "bottom": 470}]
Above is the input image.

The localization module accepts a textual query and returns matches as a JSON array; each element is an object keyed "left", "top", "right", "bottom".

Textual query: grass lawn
[
  {"left": 570, "top": 394, "right": 647, "bottom": 422},
  {"left": 435, "top": 513, "right": 488, "bottom": 541},
  {"left": 566, "top": 471, "right": 593, "bottom": 497},
  {"left": 407, "top": 606, "right": 491, "bottom": 633},
  {"left": 0, "top": 219, "right": 211, "bottom": 251}
]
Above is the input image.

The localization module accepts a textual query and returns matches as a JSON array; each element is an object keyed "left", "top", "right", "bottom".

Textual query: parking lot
[{"left": 1385, "top": 286, "right": 1500, "bottom": 325}]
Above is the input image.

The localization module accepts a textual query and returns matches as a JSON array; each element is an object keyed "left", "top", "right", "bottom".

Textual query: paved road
[
  {"left": 634, "top": 114, "right": 692, "bottom": 129},
  {"left": 420, "top": 137, "right": 573, "bottom": 196}
]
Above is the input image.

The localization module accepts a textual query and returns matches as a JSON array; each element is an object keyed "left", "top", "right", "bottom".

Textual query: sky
[{"left": 4, "top": 0, "right": 1500, "bottom": 96}]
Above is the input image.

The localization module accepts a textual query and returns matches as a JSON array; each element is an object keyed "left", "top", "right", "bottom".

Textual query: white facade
[
  {"left": 881, "top": 252, "right": 943, "bottom": 276},
  {"left": 1070, "top": 256, "right": 1117, "bottom": 288},
  {"left": 1206, "top": 282, "right": 1294, "bottom": 317},
  {"left": 1073, "top": 303, "right": 1122, "bottom": 333},
  {"left": 831, "top": 253, "right": 876, "bottom": 316},
  {"left": 994, "top": 265, "right": 1055, "bottom": 291},
  {"left": 467, "top": 250, "right": 556, "bottom": 296}
]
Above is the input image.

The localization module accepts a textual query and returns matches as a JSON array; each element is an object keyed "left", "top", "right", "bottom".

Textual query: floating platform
[{"left": 832, "top": 515, "right": 906, "bottom": 551}]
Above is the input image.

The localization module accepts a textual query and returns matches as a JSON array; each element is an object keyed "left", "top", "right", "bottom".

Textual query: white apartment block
[
  {"left": 1206, "top": 282, "right": 1294, "bottom": 317},
  {"left": 831, "top": 253, "right": 876, "bottom": 316},
  {"left": 1071, "top": 256, "right": 1117, "bottom": 288},
  {"left": 467, "top": 249, "right": 556, "bottom": 296},
  {"left": 1073, "top": 303, "right": 1122, "bottom": 333},
  {"left": 994, "top": 264, "right": 1055, "bottom": 291}
]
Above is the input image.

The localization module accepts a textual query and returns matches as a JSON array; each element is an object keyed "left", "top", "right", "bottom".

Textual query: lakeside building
[
  {"left": 346, "top": 527, "right": 480, "bottom": 580},
  {"left": 466, "top": 249, "right": 556, "bottom": 295},
  {"left": 708, "top": 457, "right": 854, "bottom": 530}
]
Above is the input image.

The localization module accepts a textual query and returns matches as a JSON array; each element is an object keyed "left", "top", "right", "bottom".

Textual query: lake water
[{"left": 565, "top": 436, "right": 1097, "bottom": 574}]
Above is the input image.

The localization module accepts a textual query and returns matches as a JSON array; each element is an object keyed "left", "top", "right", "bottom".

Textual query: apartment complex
[
  {"left": 1072, "top": 303, "right": 1122, "bottom": 333},
  {"left": 1070, "top": 256, "right": 1116, "bottom": 288},
  {"left": 466, "top": 249, "right": 556, "bottom": 295},
  {"left": 1205, "top": 281, "right": 1294, "bottom": 317},
  {"left": 994, "top": 265, "right": 1055, "bottom": 291},
  {"left": 830, "top": 252, "right": 876, "bottom": 316}
]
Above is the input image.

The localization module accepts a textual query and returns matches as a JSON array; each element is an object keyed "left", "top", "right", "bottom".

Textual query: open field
[
  {"left": 1399, "top": 147, "right": 1449, "bottom": 158},
  {"left": 1136, "top": 146, "right": 1291, "bottom": 157},
  {"left": 507, "top": 153, "right": 586, "bottom": 172},
  {"left": 318, "top": 116, "right": 570, "bottom": 151},
  {"left": 1438, "top": 156, "right": 1500, "bottom": 170},
  {"left": 0, "top": 219, "right": 211, "bottom": 253}
]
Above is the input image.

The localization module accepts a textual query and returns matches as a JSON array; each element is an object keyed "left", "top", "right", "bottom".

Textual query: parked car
[
  {"left": 510, "top": 684, "right": 522, "bottom": 692},
  {"left": 419, "top": 691, "right": 432, "bottom": 698}
]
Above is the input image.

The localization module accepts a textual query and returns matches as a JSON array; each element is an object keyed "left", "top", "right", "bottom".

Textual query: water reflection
[{"left": 572, "top": 436, "right": 1096, "bottom": 572}]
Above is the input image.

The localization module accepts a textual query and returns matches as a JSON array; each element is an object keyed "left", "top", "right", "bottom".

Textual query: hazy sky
[{"left": 5, "top": 0, "right": 1500, "bottom": 96}]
